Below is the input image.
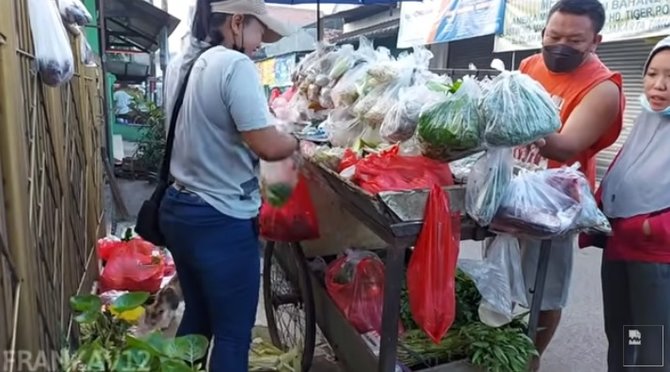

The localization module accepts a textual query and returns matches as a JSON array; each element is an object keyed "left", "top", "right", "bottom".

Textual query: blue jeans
[{"left": 159, "top": 186, "right": 260, "bottom": 372}]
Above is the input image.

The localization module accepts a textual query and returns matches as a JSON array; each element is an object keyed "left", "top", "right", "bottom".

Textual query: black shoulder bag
[{"left": 134, "top": 53, "right": 204, "bottom": 246}]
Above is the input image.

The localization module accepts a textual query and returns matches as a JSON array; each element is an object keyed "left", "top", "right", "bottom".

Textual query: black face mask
[{"left": 542, "top": 44, "right": 585, "bottom": 73}]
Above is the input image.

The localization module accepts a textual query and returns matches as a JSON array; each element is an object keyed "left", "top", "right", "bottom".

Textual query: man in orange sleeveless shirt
[{"left": 513, "top": 0, "right": 624, "bottom": 369}]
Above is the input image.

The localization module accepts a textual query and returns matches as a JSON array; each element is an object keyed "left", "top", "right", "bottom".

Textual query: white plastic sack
[
  {"left": 458, "top": 235, "right": 527, "bottom": 328},
  {"left": 28, "top": 0, "right": 75, "bottom": 86},
  {"left": 58, "top": 0, "right": 92, "bottom": 26}
]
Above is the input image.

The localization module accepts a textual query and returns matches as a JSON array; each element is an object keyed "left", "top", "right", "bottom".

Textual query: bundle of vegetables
[
  {"left": 465, "top": 148, "right": 514, "bottom": 226},
  {"left": 544, "top": 165, "right": 611, "bottom": 234},
  {"left": 417, "top": 77, "right": 484, "bottom": 161},
  {"left": 481, "top": 69, "right": 561, "bottom": 147},
  {"left": 248, "top": 338, "right": 300, "bottom": 372},
  {"left": 260, "top": 158, "right": 300, "bottom": 208},
  {"left": 492, "top": 165, "right": 611, "bottom": 238},
  {"left": 322, "top": 108, "right": 365, "bottom": 148},
  {"left": 381, "top": 84, "right": 443, "bottom": 143},
  {"left": 490, "top": 169, "right": 582, "bottom": 239},
  {"left": 397, "top": 270, "right": 537, "bottom": 372},
  {"left": 307, "top": 146, "right": 346, "bottom": 171}
]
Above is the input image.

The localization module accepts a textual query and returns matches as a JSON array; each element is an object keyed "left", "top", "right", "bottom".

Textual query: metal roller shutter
[
  {"left": 595, "top": 39, "right": 655, "bottom": 181},
  {"left": 447, "top": 35, "right": 497, "bottom": 70}
]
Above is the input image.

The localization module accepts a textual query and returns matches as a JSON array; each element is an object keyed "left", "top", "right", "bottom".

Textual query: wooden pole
[{"left": 0, "top": 0, "right": 40, "bottom": 357}]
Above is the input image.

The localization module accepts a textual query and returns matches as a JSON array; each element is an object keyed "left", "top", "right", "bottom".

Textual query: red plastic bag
[
  {"left": 97, "top": 236, "right": 124, "bottom": 261},
  {"left": 353, "top": 145, "right": 454, "bottom": 194},
  {"left": 407, "top": 184, "right": 461, "bottom": 343},
  {"left": 97, "top": 235, "right": 156, "bottom": 262},
  {"left": 338, "top": 148, "right": 359, "bottom": 172},
  {"left": 325, "top": 250, "right": 403, "bottom": 334},
  {"left": 161, "top": 250, "right": 176, "bottom": 277},
  {"left": 260, "top": 175, "right": 319, "bottom": 242},
  {"left": 113, "top": 238, "right": 155, "bottom": 258},
  {"left": 100, "top": 252, "right": 165, "bottom": 293}
]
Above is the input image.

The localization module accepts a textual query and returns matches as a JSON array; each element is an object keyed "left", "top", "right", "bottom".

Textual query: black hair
[
  {"left": 547, "top": 0, "right": 606, "bottom": 34},
  {"left": 192, "top": 0, "right": 214, "bottom": 42}
]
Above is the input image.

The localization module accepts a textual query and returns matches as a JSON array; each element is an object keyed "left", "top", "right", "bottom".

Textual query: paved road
[{"left": 113, "top": 179, "right": 608, "bottom": 372}]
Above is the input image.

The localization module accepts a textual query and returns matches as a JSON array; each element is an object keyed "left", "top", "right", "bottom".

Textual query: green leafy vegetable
[
  {"left": 265, "top": 183, "right": 294, "bottom": 207},
  {"left": 417, "top": 77, "right": 483, "bottom": 161},
  {"left": 482, "top": 71, "right": 561, "bottom": 147}
]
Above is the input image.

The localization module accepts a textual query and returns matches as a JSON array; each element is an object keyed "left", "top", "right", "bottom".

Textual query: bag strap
[{"left": 159, "top": 48, "right": 211, "bottom": 182}]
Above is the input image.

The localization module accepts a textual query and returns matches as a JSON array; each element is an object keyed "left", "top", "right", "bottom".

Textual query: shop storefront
[
  {"left": 256, "top": 52, "right": 303, "bottom": 99},
  {"left": 399, "top": 0, "right": 670, "bottom": 180}
]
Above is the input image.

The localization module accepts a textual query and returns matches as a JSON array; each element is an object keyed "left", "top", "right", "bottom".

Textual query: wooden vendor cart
[{"left": 262, "top": 159, "right": 553, "bottom": 372}]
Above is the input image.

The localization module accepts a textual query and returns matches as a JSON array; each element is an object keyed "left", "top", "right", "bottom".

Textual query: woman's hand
[{"left": 643, "top": 219, "right": 652, "bottom": 237}]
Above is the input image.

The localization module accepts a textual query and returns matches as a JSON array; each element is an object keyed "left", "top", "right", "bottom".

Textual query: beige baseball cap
[{"left": 210, "top": 0, "right": 296, "bottom": 44}]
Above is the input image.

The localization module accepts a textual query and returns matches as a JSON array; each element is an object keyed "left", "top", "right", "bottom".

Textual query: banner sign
[
  {"left": 274, "top": 55, "right": 296, "bottom": 87},
  {"left": 398, "top": 0, "right": 506, "bottom": 49},
  {"left": 495, "top": 0, "right": 670, "bottom": 52},
  {"left": 257, "top": 59, "right": 276, "bottom": 87}
]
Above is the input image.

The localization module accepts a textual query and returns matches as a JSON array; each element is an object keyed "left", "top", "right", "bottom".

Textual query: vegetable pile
[
  {"left": 481, "top": 71, "right": 561, "bottom": 147},
  {"left": 417, "top": 77, "right": 484, "bottom": 161},
  {"left": 398, "top": 270, "right": 537, "bottom": 372}
]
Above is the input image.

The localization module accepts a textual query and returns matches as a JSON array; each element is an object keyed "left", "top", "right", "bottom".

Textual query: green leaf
[
  {"left": 126, "top": 332, "right": 171, "bottom": 359},
  {"left": 165, "top": 335, "right": 209, "bottom": 363},
  {"left": 161, "top": 359, "right": 194, "bottom": 372},
  {"left": 79, "top": 341, "right": 108, "bottom": 371},
  {"left": 74, "top": 310, "right": 100, "bottom": 324},
  {"left": 70, "top": 294, "right": 102, "bottom": 312},
  {"left": 111, "top": 292, "right": 150, "bottom": 312},
  {"left": 124, "top": 228, "right": 133, "bottom": 241}
]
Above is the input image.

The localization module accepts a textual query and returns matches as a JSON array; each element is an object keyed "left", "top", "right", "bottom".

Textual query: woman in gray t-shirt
[{"left": 159, "top": 1, "right": 298, "bottom": 371}]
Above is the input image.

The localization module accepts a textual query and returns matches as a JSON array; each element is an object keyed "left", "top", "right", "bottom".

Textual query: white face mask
[{"left": 639, "top": 94, "right": 670, "bottom": 117}]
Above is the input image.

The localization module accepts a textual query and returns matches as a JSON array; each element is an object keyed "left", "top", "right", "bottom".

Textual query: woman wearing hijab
[
  {"left": 158, "top": 1, "right": 298, "bottom": 371},
  {"left": 597, "top": 36, "right": 670, "bottom": 372}
]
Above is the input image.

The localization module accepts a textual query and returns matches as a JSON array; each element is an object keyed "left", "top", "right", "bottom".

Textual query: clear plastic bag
[
  {"left": 380, "top": 85, "right": 442, "bottom": 143},
  {"left": 327, "top": 44, "right": 356, "bottom": 81},
  {"left": 58, "top": 0, "right": 92, "bottom": 26},
  {"left": 260, "top": 118, "right": 300, "bottom": 208},
  {"left": 481, "top": 60, "right": 561, "bottom": 147},
  {"left": 29, "top": 0, "right": 75, "bottom": 87},
  {"left": 458, "top": 235, "right": 527, "bottom": 328},
  {"left": 418, "top": 76, "right": 484, "bottom": 160},
  {"left": 323, "top": 108, "right": 365, "bottom": 148},
  {"left": 449, "top": 151, "right": 485, "bottom": 181},
  {"left": 544, "top": 164, "right": 612, "bottom": 235},
  {"left": 331, "top": 62, "right": 372, "bottom": 108},
  {"left": 351, "top": 81, "right": 392, "bottom": 121},
  {"left": 465, "top": 148, "right": 514, "bottom": 226},
  {"left": 260, "top": 158, "right": 300, "bottom": 208},
  {"left": 490, "top": 170, "right": 581, "bottom": 239}
]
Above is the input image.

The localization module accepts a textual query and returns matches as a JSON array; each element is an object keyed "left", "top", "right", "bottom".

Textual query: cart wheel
[{"left": 263, "top": 241, "right": 316, "bottom": 372}]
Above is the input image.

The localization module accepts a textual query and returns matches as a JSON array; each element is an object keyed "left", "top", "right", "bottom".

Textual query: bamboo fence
[{"left": 0, "top": 0, "right": 105, "bottom": 368}]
